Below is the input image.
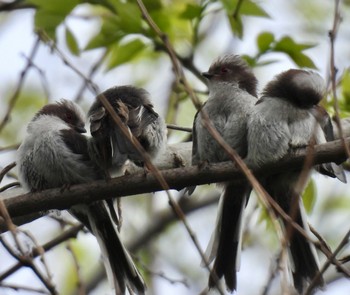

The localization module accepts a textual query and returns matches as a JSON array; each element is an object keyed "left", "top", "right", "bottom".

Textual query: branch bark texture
[{"left": 2, "top": 138, "right": 348, "bottom": 219}]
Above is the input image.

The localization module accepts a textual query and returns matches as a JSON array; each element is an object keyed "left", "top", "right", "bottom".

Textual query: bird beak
[
  {"left": 75, "top": 125, "right": 87, "bottom": 133},
  {"left": 202, "top": 71, "right": 213, "bottom": 79}
]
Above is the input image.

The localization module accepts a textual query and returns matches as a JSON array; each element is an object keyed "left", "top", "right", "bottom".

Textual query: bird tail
[
  {"left": 284, "top": 199, "right": 324, "bottom": 293},
  {"left": 83, "top": 201, "right": 146, "bottom": 294},
  {"left": 207, "top": 183, "right": 250, "bottom": 292}
]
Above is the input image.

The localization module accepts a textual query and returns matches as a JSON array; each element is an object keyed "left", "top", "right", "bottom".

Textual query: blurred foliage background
[{"left": 0, "top": 0, "right": 350, "bottom": 294}]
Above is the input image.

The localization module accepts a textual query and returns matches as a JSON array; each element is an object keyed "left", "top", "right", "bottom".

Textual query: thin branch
[
  {"left": 0, "top": 182, "right": 20, "bottom": 193},
  {"left": 129, "top": 192, "right": 220, "bottom": 252},
  {"left": 136, "top": 0, "right": 201, "bottom": 110},
  {"left": 0, "top": 224, "right": 84, "bottom": 281},
  {"left": 20, "top": 229, "right": 55, "bottom": 283},
  {"left": 166, "top": 124, "right": 192, "bottom": 133},
  {"left": 304, "top": 228, "right": 350, "bottom": 295},
  {"left": 0, "top": 282, "right": 49, "bottom": 294},
  {"left": 0, "top": 0, "right": 36, "bottom": 12},
  {"left": 262, "top": 254, "right": 282, "bottom": 295},
  {"left": 73, "top": 50, "right": 107, "bottom": 103},
  {"left": 0, "top": 144, "right": 20, "bottom": 152},
  {"left": 0, "top": 162, "right": 16, "bottom": 183},
  {"left": 309, "top": 225, "right": 350, "bottom": 277},
  {"left": 0, "top": 37, "right": 41, "bottom": 133},
  {"left": 328, "top": 0, "right": 350, "bottom": 158},
  {"left": 20, "top": 52, "right": 50, "bottom": 102},
  {"left": 0, "top": 200, "right": 58, "bottom": 294}
]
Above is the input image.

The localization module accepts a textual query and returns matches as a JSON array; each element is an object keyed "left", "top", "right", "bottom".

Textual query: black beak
[
  {"left": 75, "top": 125, "right": 87, "bottom": 133},
  {"left": 202, "top": 71, "right": 213, "bottom": 79}
]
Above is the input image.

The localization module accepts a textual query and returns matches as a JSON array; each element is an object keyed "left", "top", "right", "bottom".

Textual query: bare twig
[
  {"left": 262, "top": 254, "right": 282, "bottom": 295},
  {"left": 328, "top": 0, "right": 350, "bottom": 158},
  {"left": 20, "top": 229, "right": 55, "bottom": 283},
  {"left": 0, "top": 224, "right": 84, "bottom": 281},
  {"left": 20, "top": 52, "right": 50, "bottom": 102},
  {"left": 0, "top": 182, "right": 20, "bottom": 193},
  {"left": 0, "top": 282, "right": 49, "bottom": 294},
  {"left": 0, "top": 0, "right": 36, "bottom": 12},
  {"left": 0, "top": 144, "right": 20, "bottom": 152},
  {"left": 140, "top": 261, "right": 189, "bottom": 288},
  {"left": 0, "top": 162, "right": 16, "bottom": 184},
  {"left": 0, "top": 37, "right": 41, "bottom": 133},
  {"left": 73, "top": 50, "right": 107, "bottom": 103},
  {"left": 136, "top": 0, "right": 201, "bottom": 110},
  {"left": 309, "top": 225, "right": 350, "bottom": 277},
  {"left": 0, "top": 200, "right": 58, "bottom": 294},
  {"left": 304, "top": 228, "right": 350, "bottom": 295},
  {"left": 166, "top": 124, "right": 192, "bottom": 133}
]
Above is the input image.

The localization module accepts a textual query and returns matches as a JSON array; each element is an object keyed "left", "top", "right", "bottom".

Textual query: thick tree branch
[{"left": 2, "top": 138, "right": 348, "bottom": 219}]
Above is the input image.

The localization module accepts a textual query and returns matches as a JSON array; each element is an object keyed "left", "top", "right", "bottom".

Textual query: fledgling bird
[
  {"left": 88, "top": 85, "right": 167, "bottom": 171},
  {"left": 17, "top": 100, "right": 145, "bottom": 295},
  {"left": 246, "top": 69, "right": 346, "bottom": 293},
  {"left": 192, "top": 54, "right": 258, "bottom": 292}
]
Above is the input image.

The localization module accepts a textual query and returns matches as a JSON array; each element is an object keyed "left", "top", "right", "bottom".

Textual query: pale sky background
[{"left": 0, "top": 0, "right": 350, "bottom": 294}]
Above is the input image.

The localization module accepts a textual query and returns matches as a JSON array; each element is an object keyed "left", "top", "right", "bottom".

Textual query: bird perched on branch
[
  {"left": 246, "top": 69, "right": 346, "bottom": 293},
  {"left": 192, "top": 54, "right": 258, "bottom": 292},
  {"left": 17, "top": 100, "right": 146, "bottom": 295},
  {"left": 88, "top": 85, "right": 167, "bottom": 172}
]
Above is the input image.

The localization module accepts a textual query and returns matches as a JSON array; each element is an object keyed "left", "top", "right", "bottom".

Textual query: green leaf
[
  {"left": 273, "top": 36, "right": 316, "bottom": 68},
  {"left": 239, "top": 1, "right": 270, "bottom": 17},
  {"left": 228, "top": 14, "right": 243, "bottom": 39},
  {"left": 142, "top": 0, "right": 163, "bottom": 11},
  {"left": 220, "top": 0, "right": 238, "bottom": 12},
  {"left": 274, "top": 36, "right": 315, "bottom": 52},
  {"left": 255, "top": 59, "right": 279, "bottom": 67},
  {"left": 27, "top": 0, "right": 79, "bottom": 39},
  {"left": 65, "top": 27, "right": 79, "bottom": 56},
  {"left": 303, "top": 179, "right": 316, "bottom": 213},
  {"left": 85, "top": 17, "right": 124, "bottom": 49},
  {"left": 111, "top": 1, "right": 143, "bottom": 33},
  {"left": 85, "top": 2, "right": 143, "bottom": 50},
  {"left": 341, "top": 69, "right": 350, "bottom": 108},
  {"left": 289, "top": 51, "right": 316, "bottom": 69},
  {"left": 220, "top": 0, "right": 269, "bottom": 17},
  {"left": 241, "top": 55, "right": 257, "bottom": 67},
  {"left": 107, "top": 39, "right": 147, "bottom": 70},
  {"left": 180, "top": 3, "right": 202, "bottom": 20},
  {"left": 257, "top": 32, "right": 274, "bottom": 52}
]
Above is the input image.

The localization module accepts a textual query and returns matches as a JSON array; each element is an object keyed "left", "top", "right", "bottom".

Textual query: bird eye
[
  {"left": 220, "top": 67, "right": 229, "bottom": 73},
  {"left": 66, "top": 113, "right": 73, "bottom": 121}
]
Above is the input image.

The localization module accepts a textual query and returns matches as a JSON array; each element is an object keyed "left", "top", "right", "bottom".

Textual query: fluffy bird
[
  {"left": 246, "top": 69, "right": 346, "bottom": 293},
  {"left": 88, "top": 85, "right": 167, "bottom": 171},
  {"left": 192, "top": 54, "right": 258, "bottom": 292},
  {"left": 17, "top": 100, "right": 145, "bottom": 295}
]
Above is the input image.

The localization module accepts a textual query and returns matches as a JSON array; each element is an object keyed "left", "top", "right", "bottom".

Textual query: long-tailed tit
[
  {"left": 246, "top": 69, "right": 346, "bottom": 293},
  {"left": 192, "top": 54, "right": 258, "bottom": 292},
  {"left": 17, "top": 100, "right": 145, "bottom": 294},
  {"left": 88, "top": 85, "right": 167, "bottom": 170}
]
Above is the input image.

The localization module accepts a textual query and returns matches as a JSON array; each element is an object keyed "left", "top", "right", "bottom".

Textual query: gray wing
[
  {"left": 186, "top": 109, "right": 201, "bottom": 195},
  {"left": 311, "top": 106, "right": 346, "bottom": 183}
]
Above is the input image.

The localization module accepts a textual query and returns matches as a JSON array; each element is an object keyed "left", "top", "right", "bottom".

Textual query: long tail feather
[{"left": 208, "top": 183, "right": 250, "bottom": 292}]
